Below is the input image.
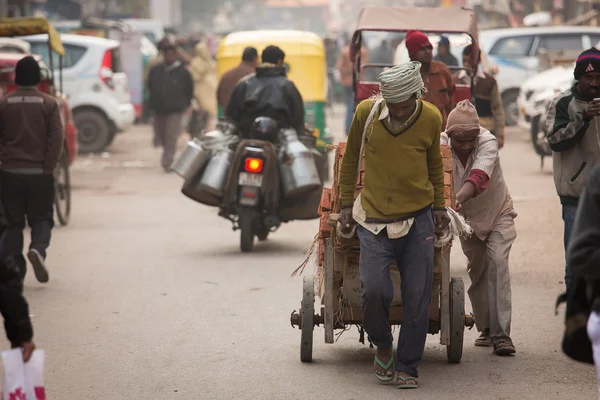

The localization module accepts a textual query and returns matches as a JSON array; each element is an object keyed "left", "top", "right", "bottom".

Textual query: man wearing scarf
[
  {"left": 338, "top": 62, "right": 450, "bottom": 389},
  {"left": 442, "top": 100, "right": 517, "bottom": 356}
]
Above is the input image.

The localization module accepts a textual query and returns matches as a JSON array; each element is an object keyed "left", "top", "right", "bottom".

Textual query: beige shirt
[{"left": 441, "top": 128, "right": 516, "bottom": 240}]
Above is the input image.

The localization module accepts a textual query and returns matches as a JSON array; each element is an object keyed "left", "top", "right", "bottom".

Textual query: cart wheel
[
  {"left": 54, "top": 151, "right": 71, "bottom": 226},
  {"left": 300, "top": 275, "right": 315, "bottom": 362},
  {"left": 447, "top": 277, "right": 465, "bottom": 364}
]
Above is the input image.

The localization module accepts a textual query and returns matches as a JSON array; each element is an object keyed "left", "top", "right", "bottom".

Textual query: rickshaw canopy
[
  {"left": 0, "top": 17, "right": 65, "bottom": 56},
  {"left": 216, "top": 30, "right": 326, "bottom": 102},
  {"left": 350, "top": 6, "right": 479, "bottom": 68}
]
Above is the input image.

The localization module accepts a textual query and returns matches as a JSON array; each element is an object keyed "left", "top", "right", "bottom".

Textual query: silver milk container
[
  {"left": 199, "top": 148, "right": 234, "bottom": 197},
  {"left": 171, "top": 138, "right": 210, "bottom": 180},
  {"left": 278, "top": 129, "right": 321, "bottom": 198}
]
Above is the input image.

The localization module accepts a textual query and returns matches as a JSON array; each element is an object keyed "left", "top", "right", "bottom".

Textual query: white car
[
  {"left": 516, "top": 63, "right": 574, "bottom": 132},
  {"left": 24, "top": 34, "right": 136, "bottom": 153},
  {"left": 480, "top": 26, "right": 600, "bottom": 126}
]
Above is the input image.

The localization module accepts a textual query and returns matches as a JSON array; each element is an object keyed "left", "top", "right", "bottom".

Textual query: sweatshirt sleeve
[
  {"left": 546, "top": 93, "right": 589, "bottom": 152},
  {"left": 43, "top": 98, "right": 64, "bottom": 173},
  {"left": 339, "top": 100, "right": 368, "bottom": 207},
  {"left": 490, "top": 82, "right": 505, "bottom": 139},
  {"left": 428, "top": 109, "right": 445, "bottom": 210},
  {"left": 567, "top": 165, "right": 600, "bottom": 279}
]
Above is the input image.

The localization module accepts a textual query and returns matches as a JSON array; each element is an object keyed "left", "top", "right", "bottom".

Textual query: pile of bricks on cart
[{"left": 316, "top": 143, "right": 455, "bottom": 269}]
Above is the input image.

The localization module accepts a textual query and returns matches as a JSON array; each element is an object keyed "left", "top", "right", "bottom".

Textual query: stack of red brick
[{"left": 316, "top": 143, "right": 455, "bottom": 269}]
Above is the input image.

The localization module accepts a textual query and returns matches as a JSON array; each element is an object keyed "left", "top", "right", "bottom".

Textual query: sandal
[
  {"left": 493, "top": 340, "right": 516, "bottom": 356},
  {"left": 475, "top": 329, "right": 492, "bottom": 347},
  {"left": 396, "top": 374, "right": 418, "bottom": 389},
  {"left": 373, "top": 355, "right": 395, "bottom": 382}
]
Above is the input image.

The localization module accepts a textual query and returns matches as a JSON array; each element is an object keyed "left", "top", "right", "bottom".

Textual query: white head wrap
[{"left": 377, "top": 61, "right": 427, "bottom": 104}]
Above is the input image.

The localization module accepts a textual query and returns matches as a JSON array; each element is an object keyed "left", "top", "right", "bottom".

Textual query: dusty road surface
[{"left": 5, "top": 109, "right": 597, "bottom": 399}]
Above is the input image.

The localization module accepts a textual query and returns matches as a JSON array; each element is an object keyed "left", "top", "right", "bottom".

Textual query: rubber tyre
[
  {"left": 447, "top": 277, "right": 465, "bottom": 364},
  {"left": 239, "top": 208, "right": 255, "bottom": 253},
  {"left": 74, "top": 110, "right": 111, "bottom": 154},
  {"left": 54, "top": 150, "right": 71, "bottom": 226},
  {"left": 502, "top": 90, "right": 519, "bottom": 127},
  {"left": 300, "top": 275, "right": 315, "bottom": 362},
  {"left": 256, "top": 227, "right": 269, "bottom": 241}
]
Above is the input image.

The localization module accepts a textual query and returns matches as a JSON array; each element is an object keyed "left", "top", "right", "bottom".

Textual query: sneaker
[
  {"left": 474, "top": 329, "right": 493, "bottom": 347},
  {"left": 26, "top": 249, "right": 49, "bottom": 283}
]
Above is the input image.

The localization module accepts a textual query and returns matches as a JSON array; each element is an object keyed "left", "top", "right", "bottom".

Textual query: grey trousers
[
  {"left": 460, "top": 213, "right": 516, "bottom": 340},
  {"left": 153, "top": 112, "right": 183, "bottom": 170},
  {"left": 357, "top": 209, "right": 435, "bottom": 378}
]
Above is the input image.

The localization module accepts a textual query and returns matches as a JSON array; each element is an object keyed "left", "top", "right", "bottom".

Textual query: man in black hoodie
[
  {"left": 226, "top": 45, "right": 305, "bottom": 136},
  {"left": 147, "top": 41, "right": 194, "bottom": 172},
  {"left": 567, "top": 164, "right": 600, "bottom": 390}
]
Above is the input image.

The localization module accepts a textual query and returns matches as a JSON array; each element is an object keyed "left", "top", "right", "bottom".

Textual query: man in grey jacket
[{"left": 546, "top": 47, "right": 600, "bottom": 291}]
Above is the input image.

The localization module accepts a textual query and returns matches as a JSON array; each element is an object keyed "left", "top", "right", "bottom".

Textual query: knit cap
[
  {"left": 574, "top": 47, "right": 600, "bottom": 80},
  {"left": 405, "top": 30, "right": 432, "bottom": 56},
  {"left": 15, "top": 56, "right": 40, "bottom": 86},
  {"left": 446, "top": 100, "right": 480, "bottom": 136}
]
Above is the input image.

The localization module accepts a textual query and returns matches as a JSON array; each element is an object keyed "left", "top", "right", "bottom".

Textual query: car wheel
[
  {"left": 74, "top": 110, "right": 112, "bottom": 154},
  {"left": 502, "top": 90, "right": 520, "bottom": 127}
]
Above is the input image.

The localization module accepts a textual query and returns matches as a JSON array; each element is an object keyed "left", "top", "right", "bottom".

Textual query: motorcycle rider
[{"left": 226, "top": 45, "right": 305, "bottom": 137}]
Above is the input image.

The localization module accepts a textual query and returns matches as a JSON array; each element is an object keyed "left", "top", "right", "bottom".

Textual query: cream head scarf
[{"left": 377, "top": 61, "right": 427, "bottom": 104}]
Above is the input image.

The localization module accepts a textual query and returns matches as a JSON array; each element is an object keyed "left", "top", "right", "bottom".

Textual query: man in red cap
[{"left": 406, "top": 30, "right": 455, "bottom": 127}]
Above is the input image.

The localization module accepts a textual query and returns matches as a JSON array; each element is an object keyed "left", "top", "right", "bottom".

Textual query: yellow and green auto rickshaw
[{"left": 216, "top": 30, "right": 331, "bottom": 156}]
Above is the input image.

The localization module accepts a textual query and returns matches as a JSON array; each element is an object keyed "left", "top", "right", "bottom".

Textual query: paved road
[{"left": 8, "top": 109, "right": 597, "bottom": 399}]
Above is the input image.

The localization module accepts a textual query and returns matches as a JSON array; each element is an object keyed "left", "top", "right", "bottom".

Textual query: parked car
[
  {"left": 23, "top": 33, "right": 136, "bottom": 153},
  {"left": 479, "top": 26, "right": 600, "bottom": 126}
]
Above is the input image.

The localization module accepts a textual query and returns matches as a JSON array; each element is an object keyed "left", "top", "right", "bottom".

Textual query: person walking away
[
  {"left": 190, "top": 40, "right": 218, "bottom": 131},
  {"left": 454, "top": 45, "right": 505, "bottom": 148},
  {"left": 217, "top": 47, "right": 258, "bottom": 114},
  {"left": 546, "top": 47, "right": 600, "bottom": 291},
  {"left": 336, "top": 43, "right": 368, "bottom": 135},
  {"left": 567, "top": 164, "right": 600, "bottom": 398},
  {"left": 227, "top": 45, "right": 305, "bottom": 137},
  {"left": 147, "top": 42, "right": 194, "bottom": 172},
  {"left": 434, "top": 36, "right": 459, "bottom": 67},
  {"left": 0, "top": 56, "right": 63, "bottom": 283},
  {"left": 442, "top": 100, "right": 517, "bottom": 355},
  {"left": 406, "top": 30, "right": 455, "bottom": 128},
  {"left": 0, "top": 224, "right": 35, "bottom": 361},
  {"left": 338, "top": 62, "right": 450, "bottom": 389}
]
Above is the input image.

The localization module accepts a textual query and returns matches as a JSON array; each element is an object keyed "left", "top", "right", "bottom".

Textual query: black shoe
[{"left": 27, "top": 249, "right": 49, "bottom": 283}]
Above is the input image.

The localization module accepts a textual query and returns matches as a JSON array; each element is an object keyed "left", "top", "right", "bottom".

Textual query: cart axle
[{"left": 291, "top": 310, "right": 323, "bottom": 328}]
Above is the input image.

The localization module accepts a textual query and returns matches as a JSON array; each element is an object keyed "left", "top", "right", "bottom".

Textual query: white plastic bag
[{"left": 2, "top": 349, "right": 45, "bottom": 400}]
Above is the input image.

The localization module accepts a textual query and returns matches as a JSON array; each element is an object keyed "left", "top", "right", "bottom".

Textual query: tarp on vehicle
[
  {"left": 0, "top": 17, "right": 64, "bottom": 56},
  {"left": 350, "top": 6, "right": 479, "bottom": 67}
]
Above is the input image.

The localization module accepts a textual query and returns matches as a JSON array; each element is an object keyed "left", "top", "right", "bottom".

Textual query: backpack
[{"left": 555, "top": 277, "right": 595, "bottom": 364}]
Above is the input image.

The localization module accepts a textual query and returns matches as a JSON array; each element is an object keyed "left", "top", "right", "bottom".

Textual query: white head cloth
[{"left": 377, "top": 61, "right": 427, "bottom": 104}]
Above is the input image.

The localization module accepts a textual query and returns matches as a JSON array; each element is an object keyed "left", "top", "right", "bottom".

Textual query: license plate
[{"left": 238, "top": 172, "right": 263, "bottom": 187}]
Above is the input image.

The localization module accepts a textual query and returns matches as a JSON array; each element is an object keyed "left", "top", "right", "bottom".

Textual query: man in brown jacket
[
  {"left": 406, "top": 30, "right": 456, "bottom": 127},
  {"left": 217, "top": 47, "right": 258, "bottom": 115},
  {"left": 454, "top": 45, "right": 505, "bottom": 148},
  {"left": 0, "top": 56, "right": 64, "bottom": 283}
]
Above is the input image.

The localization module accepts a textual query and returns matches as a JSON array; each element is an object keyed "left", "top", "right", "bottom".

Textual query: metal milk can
[
  {"left": 199, "top": 147, "right": 234, "bottom": 198},
  {"left": 170, "top": 137, "right": 210, "bottom": 180},
  {"left": 278, "top": 129, "right": 321, "bottom": 198}
]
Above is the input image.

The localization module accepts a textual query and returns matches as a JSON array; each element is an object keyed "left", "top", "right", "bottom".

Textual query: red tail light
[
  {"left": 99, "top": 50, "right": 114, "bottom": 89},
  {"left": 245, "top": 158, "right": 263, "bottom": 173}
]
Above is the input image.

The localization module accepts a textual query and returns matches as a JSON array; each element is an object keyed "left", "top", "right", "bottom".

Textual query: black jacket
[
  {"left": 147, "top": 61, "right": 194, "bottom": 115},
  {"left": 0, "top": 226, "right": 32, "bottom": 345},
  {"left": 567, "top": 164, "right": 600, "bottom": 311},
  {"left": 226, "top": 65, "right": 305, "bottom": 136}
]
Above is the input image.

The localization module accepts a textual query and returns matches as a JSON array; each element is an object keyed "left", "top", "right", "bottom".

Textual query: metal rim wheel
[
  {"left": 239, "top": 207, "right": 255, "bottom": 253},
  {"left": 300, "top": 275, "right": 315, "bottom": 362},
  {"left": 447, "top": 277, "right": 465, "bottom": 364},
  {"left": 54, "top": 150, "right": 71, "bottom": 226}
]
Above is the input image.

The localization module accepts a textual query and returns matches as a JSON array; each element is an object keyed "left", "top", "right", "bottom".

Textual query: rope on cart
[
  {"left": 291, "top": 233, "right": 319, "bottom": 277},
  {"left": 434, "top": 206, "right": 473, "bottom": 248}
]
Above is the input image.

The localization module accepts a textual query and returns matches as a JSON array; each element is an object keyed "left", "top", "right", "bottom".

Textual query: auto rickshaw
[
  {"left": 216, "top": 30, "right": 331, "bottom": 176},
  {"left": 291, "top": 6, "right": 480, "bottom": 364},
  {"left": 0, "top": 17, "right": 76, "bottom": 226}
]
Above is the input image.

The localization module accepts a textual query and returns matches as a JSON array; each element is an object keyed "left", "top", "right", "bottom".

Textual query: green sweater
[{"left": 339, "top": 98, "right": 445, "bottom": 221}]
